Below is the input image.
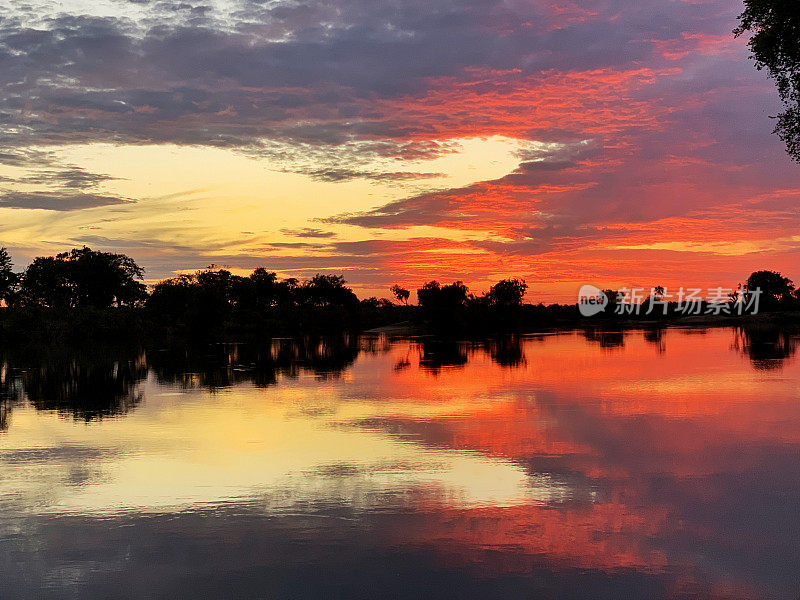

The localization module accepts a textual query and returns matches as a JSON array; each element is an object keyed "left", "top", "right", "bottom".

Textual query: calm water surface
[{"left": 1, "top": 327, "right": 799, "bottom": 599}]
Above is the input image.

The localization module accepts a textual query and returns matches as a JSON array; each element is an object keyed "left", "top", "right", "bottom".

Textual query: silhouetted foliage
[
  {"left": 147, "top": 268, "right": 362, "bottom": 339},
  {"left": 359, "top": 296, "right": 412, "bottom": 331},
  {"left": 0, "top": 247, "right": 16, "bottom": 304},
  {"left": 487, "top": 278, "right": 527, "bottom": 307},
  {"left": 417, "top": 281, "right": 469, "bottom": 310},
  {"left": 735, "top": 0, "right": 800, "bottom": 161},
  {"left": 414, "top": 281, "right": 473, "bottom": 331},
  {"left": 390, "top": 284, "right": 410, "bottom": 305},
  {"left": 12, "top": 247, "right": 146, "bottom": 309},
  {"left": 747, "top": 270, "right": 795, "bottom": 309},
  {"left": 415, "top": 281, "right": 439, "bottom": 308},
  {"left": 1, "top": 246, "right": 798, "bottom": 341},
  {"left": 481, "top": 278, "right": 529, "bottom": 328},
  {"left": 301, "top": 274, "right": 359, "bottom": 308},
  {"left": 236, "top": 268, "right": 282, "bottom": 311},
  {"left": 148, "top": 268, "right": 245, "bottom": 337},
  {"left": 602, "top": 289, "right": 621, "bottom": 315},
  {"left": 148, "top": 273, "right": 203, "bottom": 324}
]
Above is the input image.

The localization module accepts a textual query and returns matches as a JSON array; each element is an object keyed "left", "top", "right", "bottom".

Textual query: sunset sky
[{"left": 1, "top": 0, "right": 798, "bottom": 301}]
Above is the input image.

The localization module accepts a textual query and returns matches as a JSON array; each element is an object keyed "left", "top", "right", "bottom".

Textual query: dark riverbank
[{"left": 2, "top": 303, "right": 799, "bottom": 351}]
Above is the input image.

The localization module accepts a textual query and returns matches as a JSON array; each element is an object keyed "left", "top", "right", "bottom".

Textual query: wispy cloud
[
  {"left": 0, "top": 192, "right": 132, "bottom": 211},
  {"left": 279, "top": 227, "right": 337, "bottom": 239}
]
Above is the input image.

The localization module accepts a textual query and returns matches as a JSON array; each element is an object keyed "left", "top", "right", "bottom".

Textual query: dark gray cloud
[
  {"left": 20, "top": 167, "right": 118, "bottom": 189},
  {"left": 0, "top": 149, "right": 56, "bottom": 168},
  {"left": 0, "top": 0, "right": 745, "bottom": 155},
  {"left": 326, "top": 187, "right": 480, "bottom": 230},
  {"left": 0, "top": 162, "right": 123, "bottom": 210},
  {"left": 0, "top": 192, "right": 131, "bottom": 211},
  {"left": 279, "top": 227, "right": 337, "bottom": 238},
  {"left": 299, "top": 168, "right": 445, "bottom": 183},
  {"left": 515, "top": 140, "right": 602, "bottom": 172}
]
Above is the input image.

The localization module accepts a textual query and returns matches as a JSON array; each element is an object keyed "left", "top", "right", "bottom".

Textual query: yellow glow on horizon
[{"left": 0, "top": 137, "right": 536, "bottom": 272}]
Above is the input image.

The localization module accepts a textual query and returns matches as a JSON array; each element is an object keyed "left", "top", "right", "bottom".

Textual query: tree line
[
  {"left": 0, "top": 246, "right": 533, "bottom": 338},
  {"left": 1, "top": 246, "right": 799, "bottom": 342},
  {"left": 0, "top": 247, "right": 527, "bottom": 308}
]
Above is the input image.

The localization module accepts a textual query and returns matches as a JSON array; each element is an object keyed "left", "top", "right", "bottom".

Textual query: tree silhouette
[
  {"left": 486, "top": 278, "right": 527, "bottom": 307},
  {"left": 20, "top": 256, "right": 74, "bottom": 309},
  {"left": 148, "top": 267, "right": 241, "bottom": 336},
  {"left": 416, "top": 280, "right": 441, "bottom": 308},
  {"left": 0, "top": 247, "right": 16, "bottom": 304},
  {"left": 390, "top": 284, "right": 410, "bottom": 305},
  {"left": 147, "top": 268, "right": 363, "bottom": 338},
  {"left": 417, "top": 281, "right": 469, "bottom": 311},
  {"left": 301, "top": 274, "right": 359, "bottom": 308},
  {"left": 148, "top": 273, "right": 199, "bottom": 322},
  {"left": 603, "top": 289, "right": 620, "bottom": 314},
  {"left": 415, "top": 281, "right": 471, "bottom": 330},
  {"left": 746, "top": 270, "right": 795, "bottom": 308},
  {"left": 735, "top": 0, "right": 800, "bottom": 161},
  {"left": 1, "top": 245, "right": 793, "bottom": 340},
  {"left": 237, "top": 268, "right": 280, "bottom": 310},
  {"left": 15, "top": 247, "right": 146, "bottom": 309}
]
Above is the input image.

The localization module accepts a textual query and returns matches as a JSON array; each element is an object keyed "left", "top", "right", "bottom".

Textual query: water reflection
[
  {"left": 1, "top": 348, "right": 145, "bottom": 424},
  {"left": 582, "top": 327, "right": 625, "bottom": 349},
  {"left": 0, "top": 337, "right": 365, "bottom": 425},
  {"left": 417, "top": 338, "right": 471, "bottom": 373},
  {"left": 0, "top": 356, "right": 20, "bottom": 432},
  {"left": 1, "top": 328, "right": 800, "bottom": 599},
  {"left": 643, "top": 327, "right": 666, "bottom": 353},
  {"left": 23, "top": 356, "right": 147, "bottom": 421},
  {"left": 149, "top": 335, "right": 362, "bottom": 389},
  {"left": 734, "top": 325, "right": 799, "bottom": 369},
  {"left": 483, "top": 336, "right": 526, "bottom": 367}
]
